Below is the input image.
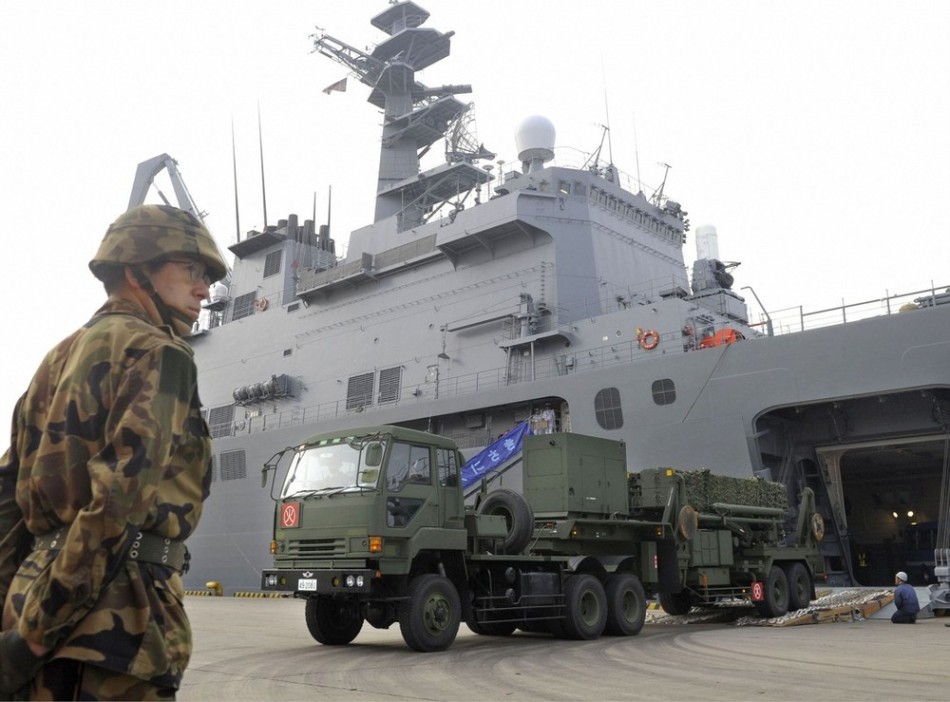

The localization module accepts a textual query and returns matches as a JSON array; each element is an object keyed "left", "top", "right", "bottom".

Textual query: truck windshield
[{"left": 281, "top": 441, "right": 381, "bottom": 497}]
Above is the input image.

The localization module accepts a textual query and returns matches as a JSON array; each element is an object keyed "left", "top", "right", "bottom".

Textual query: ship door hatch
[{"left": 816, "top": 435, "right": 947, "bottom": 587}]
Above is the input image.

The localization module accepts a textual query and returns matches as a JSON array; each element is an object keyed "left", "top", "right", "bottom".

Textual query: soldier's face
[{"left": 151, "top": 257, "right": 211, "bottom": 322}]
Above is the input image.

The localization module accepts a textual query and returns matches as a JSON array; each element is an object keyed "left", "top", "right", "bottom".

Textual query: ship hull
[{"left": 186, "top": 302, "right": 950, "bottom": 593}]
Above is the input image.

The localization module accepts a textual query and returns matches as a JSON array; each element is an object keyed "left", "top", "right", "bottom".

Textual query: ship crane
[
  {"left": 126, "top": 153, "right": 233, "bottom": 296},
  {"left": 128, "top": 153, "right": 204, "bottom": 221}
]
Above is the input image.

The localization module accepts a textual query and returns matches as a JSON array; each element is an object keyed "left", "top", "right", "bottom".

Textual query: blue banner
[{"left": 460, "top": 420, "right": 532, "bottom": 488}]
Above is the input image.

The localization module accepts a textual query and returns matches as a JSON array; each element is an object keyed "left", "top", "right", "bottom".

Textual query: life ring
[
  {"left": 255, "top": 298, "right": 269, "bottom": 312},
  {"left": 640, "top": 329, "right": 660, "bottom": 350}
]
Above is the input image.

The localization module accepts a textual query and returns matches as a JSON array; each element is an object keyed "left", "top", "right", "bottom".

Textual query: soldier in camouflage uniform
[{"left": 0, "top": 205, "right": 227, "bottom": 700}]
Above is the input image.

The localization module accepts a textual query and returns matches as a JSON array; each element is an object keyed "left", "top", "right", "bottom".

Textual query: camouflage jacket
[{"left": 0, "top": 297, "right": 212, "bottom": 689}]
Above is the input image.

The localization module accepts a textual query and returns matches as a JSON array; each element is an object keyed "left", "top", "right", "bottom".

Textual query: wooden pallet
[{"left": 771, "top": 592, "right": 894, "bottom": 626}]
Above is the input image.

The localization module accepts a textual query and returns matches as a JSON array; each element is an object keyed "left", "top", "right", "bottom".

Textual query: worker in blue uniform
[{"left": 891, "top": 571, "right": 920, "bottom": 624}]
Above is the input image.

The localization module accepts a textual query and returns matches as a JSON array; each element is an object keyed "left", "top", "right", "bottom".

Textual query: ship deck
[{"left": 179, "top": 593, "right": 945, "bottom": 701}]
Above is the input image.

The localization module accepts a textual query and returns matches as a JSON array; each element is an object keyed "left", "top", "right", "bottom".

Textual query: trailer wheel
[
  {"left": 561, "top": 574, "right": 607, "bottom": 640},
  {"left": 658, "top": 589, "right": 694, "bottom": 615},
  {"left": 304, "top": 596, "right": 364, "bottom": 645},
  {"left": 783, "top": 562, "right": 813, "bottom": 611},
  {"left": 399, "top": 574, "right": 461, "bottom": 652},
  {"left": 477, "top": 489, "right": 535, "bottom": 554},
  {"left": 754, "top": 565, "right": 790, "bottom": 618},
  {"left": 604, "top": 573, "right": 647, "bottom": 636}
]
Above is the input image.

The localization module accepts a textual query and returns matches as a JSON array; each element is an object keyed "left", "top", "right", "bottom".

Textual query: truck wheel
[
  {"left": 783, "top": 562, "right": 813, "bottom": 611},
  {"left": 477, "top": 489, "right": 535, "bottom": 554},
  {"left": 399, "top": 574, "right": 461, "bottom": 652},
  {"left": 754, "top": 565, "right": 790, "bottom": 618},
  {"left": 304, "top": 597, "right": 364, "bottom": 645},
  {"left": 561, "top": 574, "right": 607, "bottom": 640},
  {"left": 658, "top": 589, "right": 694, "bottom": 615},
  {"left": 604, "top": 573, "right": 646, "bottom": 636}
]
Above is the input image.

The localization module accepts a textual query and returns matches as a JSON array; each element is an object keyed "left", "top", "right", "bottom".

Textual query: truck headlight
[
  {"left": 345, "top": 574, "right": 356, "bottom": 587},
  {"left": 264, "top": 574, "right": 278, "bottom": 587}
]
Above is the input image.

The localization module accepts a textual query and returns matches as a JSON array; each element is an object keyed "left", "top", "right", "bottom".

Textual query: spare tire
[{"left": 477, "top": 489, "right": 535, "bottom": 554}]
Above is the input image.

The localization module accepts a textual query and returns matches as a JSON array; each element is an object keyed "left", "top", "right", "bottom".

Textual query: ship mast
[{"left": 312, "top": 1, "right": 493, "bottom": 231}]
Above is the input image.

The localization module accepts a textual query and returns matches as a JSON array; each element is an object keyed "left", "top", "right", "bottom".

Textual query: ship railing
[{"left": 750, "top": 283, "right": 950, "bottom": 335}]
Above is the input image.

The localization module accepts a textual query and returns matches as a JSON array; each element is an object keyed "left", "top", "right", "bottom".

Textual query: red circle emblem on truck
[
  {"left": 281, "top": 502, "right": 300, "bottom": 528},
  {"left": 751, "top": 581, "right": 764, "bottom": 601}
]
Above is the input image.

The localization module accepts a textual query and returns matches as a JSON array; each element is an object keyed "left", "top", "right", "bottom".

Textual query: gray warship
[{"left": 171, "top": 2, "right": 949, "bottom": 593}]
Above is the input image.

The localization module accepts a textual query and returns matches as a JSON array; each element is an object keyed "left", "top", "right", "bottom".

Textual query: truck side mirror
[{"left": 364, "top": 441, "right": 384, "bottom": 467}]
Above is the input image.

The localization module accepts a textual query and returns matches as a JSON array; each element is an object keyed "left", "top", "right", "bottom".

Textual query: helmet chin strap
[{"left": 131, "top": 268, "right": 194, "bottom": 335}]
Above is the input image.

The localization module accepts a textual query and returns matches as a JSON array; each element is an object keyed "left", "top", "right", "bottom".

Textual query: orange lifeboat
[{"left": 699, "top": 328, "right": 745, "bottom": 349}]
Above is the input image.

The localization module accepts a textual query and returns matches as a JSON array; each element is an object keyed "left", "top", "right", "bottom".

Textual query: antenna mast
[
  {"left": 258, "top": 102, "right": 268, "bottom": 228},
  {"left": 231, "top": 118, "right": 241, "bottom": 242},
  {"left": 632, "top": 112, "right": 642, "bottom": 194},
  {"left": 603, "top": 88, "right": 614, "bottom": 166}
]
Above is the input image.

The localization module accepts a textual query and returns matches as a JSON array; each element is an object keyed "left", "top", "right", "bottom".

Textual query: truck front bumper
[{"left": 261, "top": 568, "right": 376, "bottom": 595}]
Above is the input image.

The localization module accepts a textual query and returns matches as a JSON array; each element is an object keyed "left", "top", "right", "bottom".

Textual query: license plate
[{"left": 298, "top": 578, "right": 317, "bottom": 591}]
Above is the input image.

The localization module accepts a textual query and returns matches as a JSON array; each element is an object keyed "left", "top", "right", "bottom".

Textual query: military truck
[{"left": 260, "top": 426, "right": 824, "bottom": 651}]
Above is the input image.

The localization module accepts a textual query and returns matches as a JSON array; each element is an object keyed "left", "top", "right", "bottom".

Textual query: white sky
[{"left": 1, "top": 0, "right": 948, "bottom": 424}]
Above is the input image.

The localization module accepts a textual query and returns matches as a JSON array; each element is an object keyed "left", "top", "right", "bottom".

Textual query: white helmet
[{"left": 895, "top": 571, "right": 908, "bottom": 582}]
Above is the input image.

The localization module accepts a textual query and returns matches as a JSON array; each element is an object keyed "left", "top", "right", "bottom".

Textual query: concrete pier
[{"left": 179, "top": 596, "right": 947, "bottom": 701}]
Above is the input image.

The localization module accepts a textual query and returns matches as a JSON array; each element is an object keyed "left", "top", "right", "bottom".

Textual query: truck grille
[{"left": 287, "top": 537, "right": 346, "bottom": 558}]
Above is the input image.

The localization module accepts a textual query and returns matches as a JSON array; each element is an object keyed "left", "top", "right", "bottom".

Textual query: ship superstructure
[{"left": 182, "top": 1, "right": 950, "bottom": 594}]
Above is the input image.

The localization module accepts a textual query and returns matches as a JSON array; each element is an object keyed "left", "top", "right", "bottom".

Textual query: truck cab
[{"left": 263, "top": 426, "right": 468, "bottom": 589}]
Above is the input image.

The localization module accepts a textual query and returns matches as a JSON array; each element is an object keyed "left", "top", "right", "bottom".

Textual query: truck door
[
  {"left": 437, "top": 447, "right": 464, "bottom": 529},
  {"left": 384, "top": 441, "right": 439, "bottom": 529}
]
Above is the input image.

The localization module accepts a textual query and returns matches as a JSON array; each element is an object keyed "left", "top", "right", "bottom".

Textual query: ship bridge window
[
  {"left": 347, "top": 372, "right": 375, "bottom": 410},
  {"left": 558, "top": 181, "right": 571, "bottom": 196},
  {"left": 594, "top": 387, "right": 624, "bottom": 430},
  {"left": 263, "top": 250, "right": 282, "bottom": 278},
  {"left": 651, "top": 378, "right": 676, "bottom": 406}
]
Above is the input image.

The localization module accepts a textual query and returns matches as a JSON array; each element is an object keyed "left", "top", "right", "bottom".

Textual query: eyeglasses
[{"left": 165, "top": 259, "right": 213, "bottom": 286}]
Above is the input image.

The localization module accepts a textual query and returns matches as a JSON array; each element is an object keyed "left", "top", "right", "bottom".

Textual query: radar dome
[{"left": 516, "top": 115, "right": 556, "bottom": 169}]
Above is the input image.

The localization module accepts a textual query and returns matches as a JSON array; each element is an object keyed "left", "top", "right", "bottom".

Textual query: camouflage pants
[{"left": 17, "top": 658, "right": 176, "bottom": 701}]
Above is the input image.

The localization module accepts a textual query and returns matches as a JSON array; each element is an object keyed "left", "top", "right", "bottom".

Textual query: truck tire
[
  {"left": 399, "top": 574, "right": 461, "bottom": 652},
  {"left": 561, "top": 574, "right": 607, "bottom": 640},
  {"left": 754, "top": 565, "right": 790, "bottom": 618},
  {"left": 783, "top": 561, "right": 813, "bottom": 611},
  {"left": 658, "top": 589, "right": 694, "bottom": 615},
  {"left": 477, "top": 489, "right": 535, "bottom": 554},
  {"left": 304, "top": 596, "right": 364, "bottom": 645},
  {"left": 604, "top": 573, "right": 646, "bottom": 636}
]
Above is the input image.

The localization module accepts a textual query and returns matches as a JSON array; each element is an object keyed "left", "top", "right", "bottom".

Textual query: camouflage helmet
[{"left": 89, "top": 204, "right": 228, "bottom": 283}]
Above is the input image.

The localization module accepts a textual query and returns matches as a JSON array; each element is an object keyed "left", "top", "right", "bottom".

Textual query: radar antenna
[{"left": 445, "top": 103, "right": 496, "bottom": 165}]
